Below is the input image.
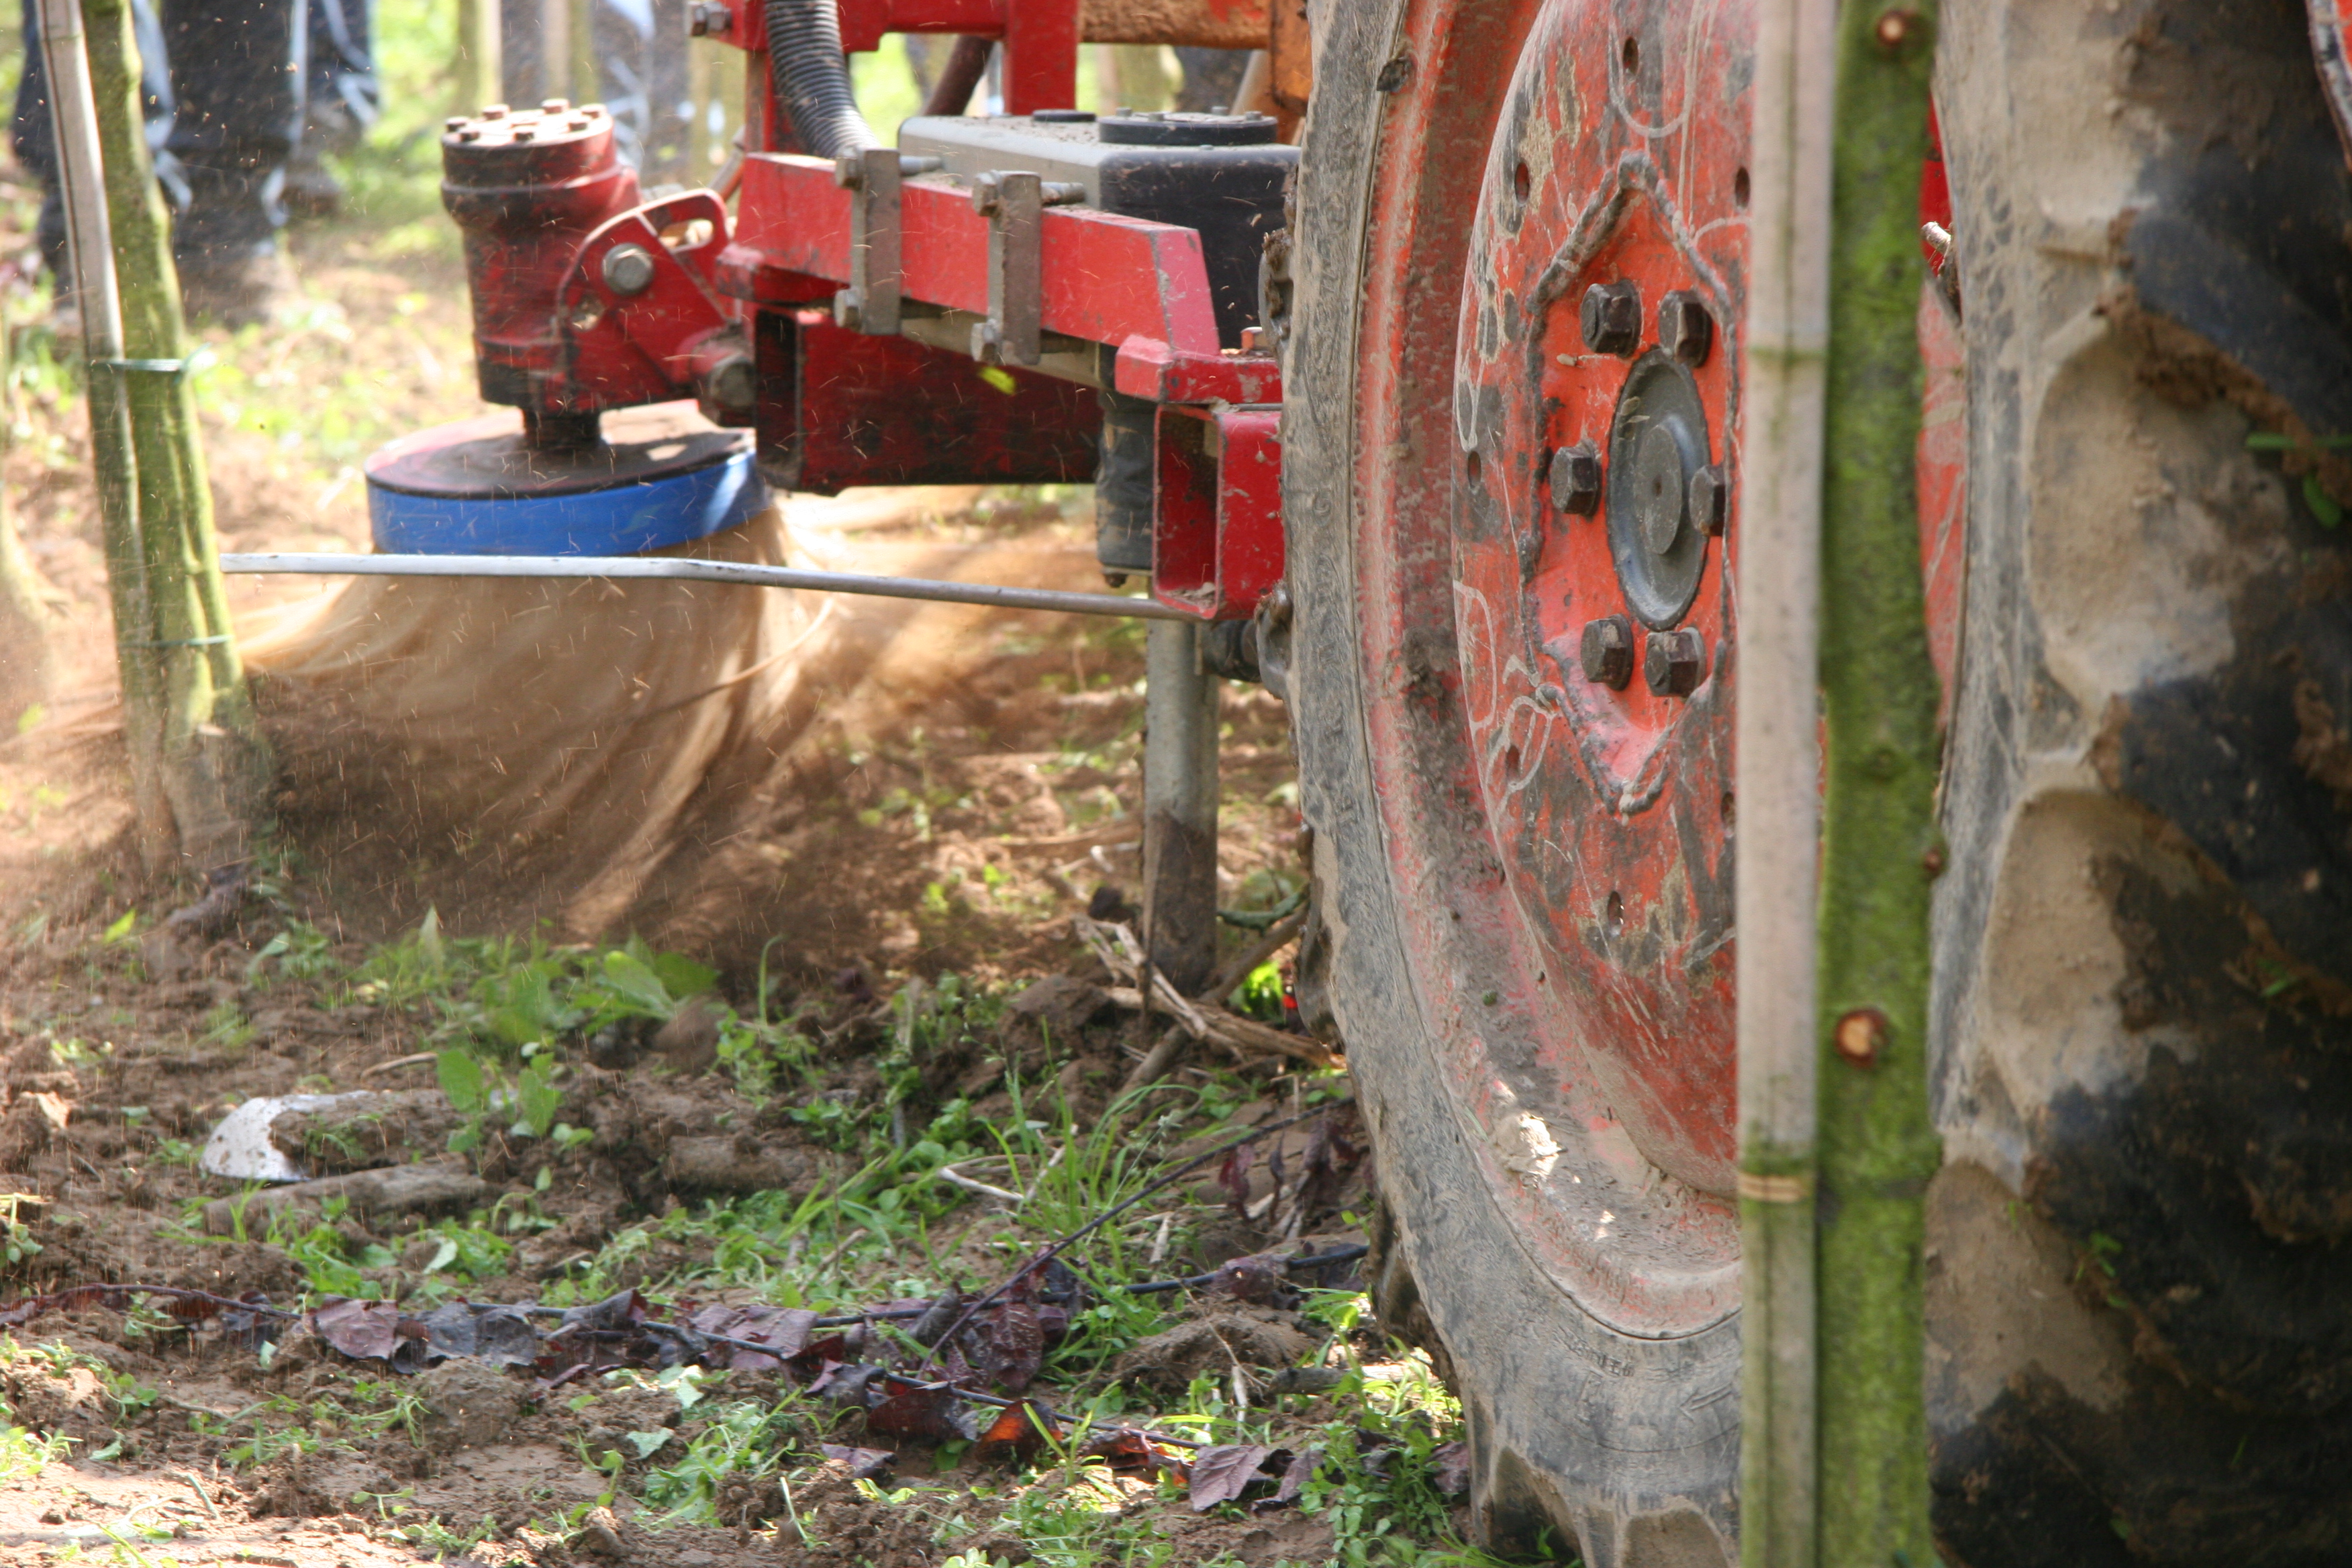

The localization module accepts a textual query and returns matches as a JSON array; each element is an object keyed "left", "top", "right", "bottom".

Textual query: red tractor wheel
[{"left": 1276, "top": 0, "right": 2352, "bottom": 1561}]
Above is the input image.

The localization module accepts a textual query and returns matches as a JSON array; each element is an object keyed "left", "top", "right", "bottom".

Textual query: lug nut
[
  {"left": 1549, "top": 440, "right": 1602, "bottom": 515},
  {"left": 1657, "top": 290, "right": 1712, "bottom": 364},
  {"left": 1579, "top": 616, "right": 1635, "bottom": 689},
  {"left": 480, "top": 103, "right": 508, "bottom": 119},
  {"left": 1580, "top": 280, "right": 1642, "bottom": 356},
  {"left": 1687, "top": 463, "right": 1728, "bottom": 534},
  {"left": 444, "top": 116, "right": 467, "bottom": 132},
  {"left": 601, "top": 243, "right": 656, "bottom": 296},
  {"left": 541, "top": 97, "right": 571, "bottom": 114},
  {"left": 1644, "top": 628, "right": 1706, "bottom": 696}
]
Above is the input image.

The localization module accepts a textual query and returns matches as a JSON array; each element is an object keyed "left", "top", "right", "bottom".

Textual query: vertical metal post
[{"left": 1143, "top": 618, "right": 1219, "bottom": 996}]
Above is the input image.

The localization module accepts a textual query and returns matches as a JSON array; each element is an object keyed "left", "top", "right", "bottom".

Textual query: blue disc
[{"left": 365, "top": 402, "right": 767, "bottom": 556}]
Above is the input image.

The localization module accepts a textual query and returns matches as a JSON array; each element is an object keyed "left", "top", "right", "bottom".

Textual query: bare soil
[{"left": 0, "top": 136, "right": 1456, "bottom": 1568}]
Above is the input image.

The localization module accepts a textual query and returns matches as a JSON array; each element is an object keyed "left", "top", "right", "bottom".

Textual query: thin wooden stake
[{"left": 1736, "top": 0, "right": 1836, "bottom": 1558}]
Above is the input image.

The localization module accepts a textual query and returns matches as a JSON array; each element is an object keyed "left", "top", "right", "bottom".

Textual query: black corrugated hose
[{"left": 763, "top": 0, "right": 882, "bottom": 159}]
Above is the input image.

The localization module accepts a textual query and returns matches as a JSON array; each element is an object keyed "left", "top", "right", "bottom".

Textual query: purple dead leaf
[
  {"left": 1218, "top": 1144, "right": 1253, "bottom": 1214},
  {"left": 1431, "top": 1440, "right": 1471, "bottom": 1498},
  {"left": 311, "top": 1298, "right": 401, "bottom": 1361},
  {"left": 1187, "top": 1442, "right": 1277, "bottom": 1512},
  {"left": 819, "top": 1444, "right": 895, "bottom": 1481},
  {"left": 1266, "top": 1447, "right": 1319, "bottom": 1508}
]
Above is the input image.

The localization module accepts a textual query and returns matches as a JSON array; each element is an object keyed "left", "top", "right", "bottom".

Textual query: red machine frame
[{"left": 446, "top": 0, "right": 1289, "bottom": 621}]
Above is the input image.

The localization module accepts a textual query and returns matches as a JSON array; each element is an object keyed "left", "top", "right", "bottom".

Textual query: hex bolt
[
  {"left": 481, "top": 103, "right": 508, "bottom": 119},
  {"left": 832, "top": 157, "right": 865, "bottom": 190},
  {"left": 1549, "top": 441, "right": 1602, "bottom": 515},
  {"left": 601, "top": 243, "right": 657, "bottom": 297},
  {"left": 969, "top": 172, "right": 1002, "bottom": 216},
  {"left": 1643, "top": 628, "right": 1707, "bottom": 696},
  {"left": 1580, "top": 280, "right": 1642, "bottom": 356},
  {"left": 541, "top": 98, "right": 571, "bottom": 114},
  {"left": 1263, "top": 581, "right": 1294, "bottom": 632},
  {"left": 1687, "top": 462, "right": 1728, "bottom": 534},
  {"left": 1580, "top": 616, "right": 1635, "bottom": 689},
  {"left": 1658, "top": 290, "right": 1713, "bottom": 365},
  {"left": 832, "top": 289, "right": 865, "bottom": 332}
]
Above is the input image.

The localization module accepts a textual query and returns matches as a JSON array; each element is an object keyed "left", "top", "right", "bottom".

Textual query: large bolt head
[
  {"left": 1657, "top": 290, "right": 1713, "bottom": 364},
  {"left": 832, "top": 289, "right": 864, "bottom": 332},
  {"left": 1687, "top": 463, "right": 1728, "bottom": 534},
  {"left": 1579, "top": 616, "right": 1635, "bottom": 689},
  {"left": 1549, "top": 441, "right": 1602, "bottom": 515},
  {"left": 1580, "top": 281, "right": 1643, "bottom": 356},
  {"left": 1643, "top": 628, "right": 1707, "bottom": 697},
  {"left": 601, "top": 243, "right": 656, "bottom": 297}
]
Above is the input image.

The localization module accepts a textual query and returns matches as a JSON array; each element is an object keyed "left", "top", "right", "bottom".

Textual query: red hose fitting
[{"left": 441, "top": 99, "right": 641, "bottom": 422}]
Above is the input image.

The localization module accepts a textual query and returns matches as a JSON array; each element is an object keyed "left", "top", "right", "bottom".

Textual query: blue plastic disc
[{"left": 365, "top": 401, "right": 767, "bottom": 556}]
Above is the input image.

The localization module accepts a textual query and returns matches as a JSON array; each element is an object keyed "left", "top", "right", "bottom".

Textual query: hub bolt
[
  {"left": 1579, "top": 616, "right": 1635, "bottom": 689},
  {"left": 601, "top": 243, "right": 657, "bottom": 297},
  {"left": 1687, "top": 463, "right": 1728, "bottom": 534},
  {"left": 1657, "top": 290, "right": 1712, "bottom": 364},
  {"left": 1580, "top": 281, "right": 1643, "bottom": 356},
  {"left": 1549, "top": 440, "right": 1602, "bottom": 515},
  {"left": 1644, "top": 628, "right": 1707, "bottom": 696}
]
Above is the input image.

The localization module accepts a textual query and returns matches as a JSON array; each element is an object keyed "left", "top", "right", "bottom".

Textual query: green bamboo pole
[
  {"left": 83, "top": 0, "right": 268, "bottom": 867},
  {"left": 1813, "top": 0, "right": 1943, "bottom": 1561},
  {"left": 31, "top": 0, "right": 175, "bottom": 863}
]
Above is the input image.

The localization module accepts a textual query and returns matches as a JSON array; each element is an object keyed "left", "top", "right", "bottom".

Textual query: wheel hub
[{"left": 1608, "top": 352, "right": 1714, "bottom": 626}]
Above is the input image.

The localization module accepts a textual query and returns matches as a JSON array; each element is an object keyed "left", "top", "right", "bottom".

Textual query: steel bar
[
  {"left": 217, "top": 551, "right": 1189, "bottom": 620},
  {"left": 1735, "top": 0, "right": 1836, "bottom": 1557},
  {"left": 1141, "top": 618, "right": 1219, "bottom": 993}
]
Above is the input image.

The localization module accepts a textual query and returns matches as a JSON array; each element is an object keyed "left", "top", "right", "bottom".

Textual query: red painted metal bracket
[
  {"left": 721, "top": 153, "right": 1226, "bottom": 358},
  {"left": 690, "top": 0, "right": 1079, "bottom": 114},
  {"left": 1153, "top": 404, "right": 1281, "bottom": 620},
  {"left": 554, "top": 192, "right": 750, "bottom": 419}
]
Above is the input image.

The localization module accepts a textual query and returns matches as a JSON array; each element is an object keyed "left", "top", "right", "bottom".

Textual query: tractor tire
[
  {"left": 1274, "top": 0, "right": 2352, "bottom": 1563},
  {"left": 1923, "top": 0, "right": 2352, "bottom": 1563},
  {"left": 1278, "top": 0, "right": 1747, "bottom": 1562}
]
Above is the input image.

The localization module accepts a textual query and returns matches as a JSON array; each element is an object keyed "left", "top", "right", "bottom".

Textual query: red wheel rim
[{"left": 1345, "top": 0, "right": 1751, "bottom": 1340}]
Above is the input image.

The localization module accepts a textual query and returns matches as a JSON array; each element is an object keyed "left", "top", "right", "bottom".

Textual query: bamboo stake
[
  {"left": 1812, "top": 0, "right": 1943, "bottom": 1561},
  {"left": 456, "top": 0, "right": 503, "bottom": 116},
  {"left": 1735, "top": 0, "right": 1836, "bottom": 1558},
  {"left": 31, "top": 0, "right": 172, "bottom": 861},
  {"left": 83, "top": 0, "right": 268, "bottom": 867}
]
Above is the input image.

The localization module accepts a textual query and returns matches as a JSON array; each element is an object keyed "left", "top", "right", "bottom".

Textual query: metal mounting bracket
[
  {"left": 832, "top": 150, "right": 943, "bottom": 337},
  {"left": 969, "top": 170, "right": 1085, "bottom": 366}
]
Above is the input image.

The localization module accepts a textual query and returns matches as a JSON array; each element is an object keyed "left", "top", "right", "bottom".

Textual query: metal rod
[
  {"left": 1736, "top": 0, "right": 1836, "bottom": 1557},
  {"left": 216, "top": 552, "right": 1191, "bottom": 620},
  {"left": 1141, "top": 618, "right": 1219, "bottom": 993}
]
